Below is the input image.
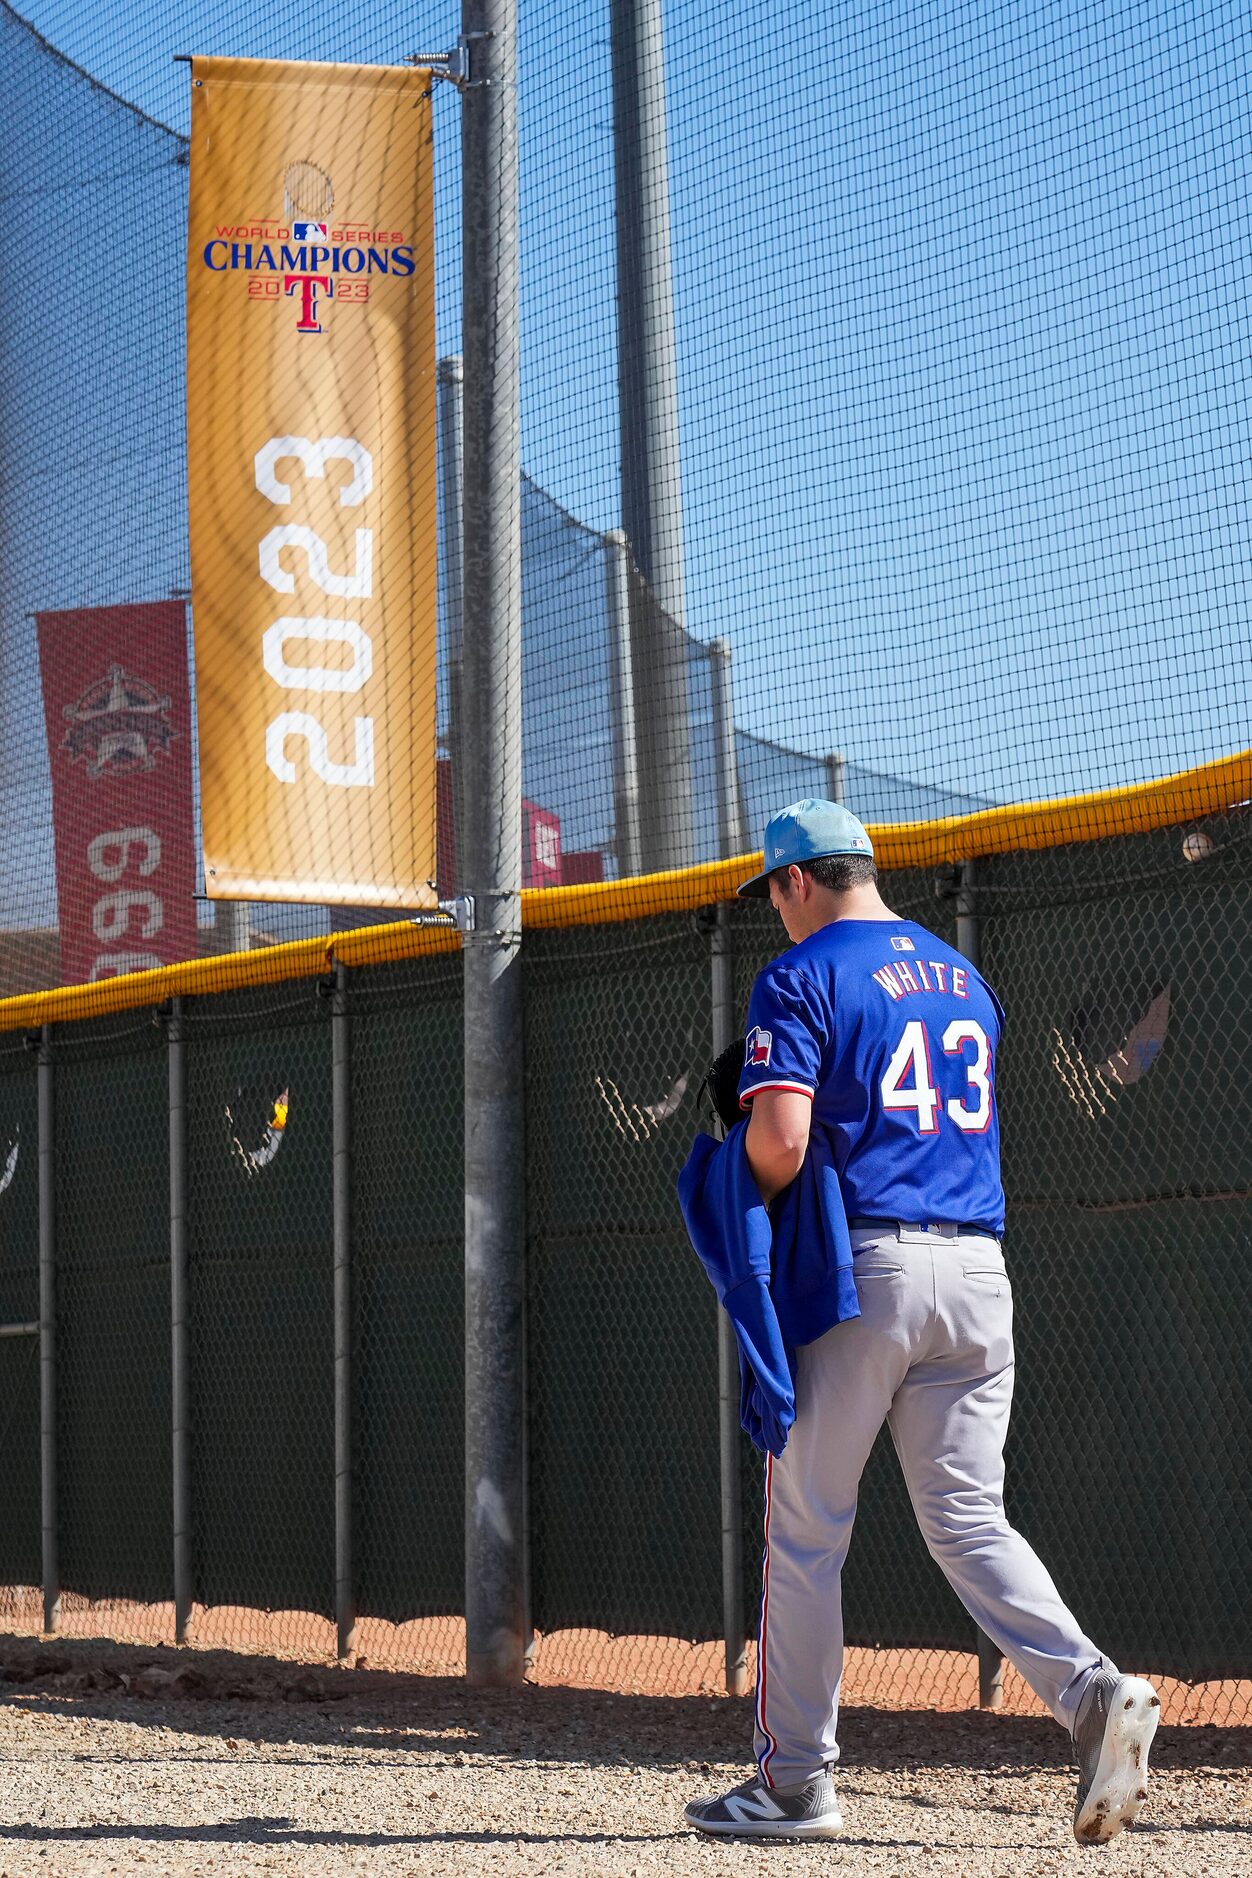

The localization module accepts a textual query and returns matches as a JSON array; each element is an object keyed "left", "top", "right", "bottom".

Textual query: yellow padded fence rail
[{"left": 1, "top": 747, "right": 1246, "bottom": 1036}]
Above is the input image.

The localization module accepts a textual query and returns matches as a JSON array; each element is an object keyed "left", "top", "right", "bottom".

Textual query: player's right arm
[
  {"left": 738, "top": 959, "right": 827, "bottom": 1203},
  {"left": 745, "top": 1087, "right": 813, "bottom": 1204}
]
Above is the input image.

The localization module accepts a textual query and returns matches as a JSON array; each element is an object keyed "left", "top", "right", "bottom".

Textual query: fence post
[
  {"left": 955, "top": 857, "right": 1004, "bottom": 1711},
  {"left": 461, "top": 0, "right": 527, "bottom": 1687},
  {"left": 332, "top": 960, "right": 356, "bottom": 1664},
  {"left": 37, "top": 1023, "right": 58, "bottom": 1636},
  {"left": 168, "top": 997, "right": 192, "bottom": 1644},
  {"left": 439, "top": 353, "right": 466, "bottom": 880},
  {"left": 710, "top": 638, "right": 749, "bottom": 858},
  {"left": 610, "top": 0, "right": 693, "bottom": 872},
  {"left": 955, "top": 857, "right": 982, "bottom": 971},
  {"left": 711, "top": 907, "right": 748, "bottom": 1695},
  {"left": 604, "top": 529, "right": 643, "bottom": 879},
  {"left": 213, "top": 900, "right": 250, "bottom": 956},
  {"left": 825, "top": 751, "right": 846, "bottom": 806}
]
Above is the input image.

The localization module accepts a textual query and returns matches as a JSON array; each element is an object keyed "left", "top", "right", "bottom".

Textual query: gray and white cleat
[
  {"left": 1072, "top": 1670, "right": 1161, "bottom": 1844},
  {"left": 684, "top": 1769, "right": 843, "bottom": 1839}
]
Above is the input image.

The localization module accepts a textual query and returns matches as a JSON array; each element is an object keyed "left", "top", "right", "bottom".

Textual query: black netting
[{"left": 8, "top": 0, "right": 1247, "bottom": 996}]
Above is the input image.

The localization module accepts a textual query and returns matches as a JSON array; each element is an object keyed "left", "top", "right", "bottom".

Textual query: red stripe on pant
[{"left": 756, "top": 1451, "right": 780, "bottom": 1785}]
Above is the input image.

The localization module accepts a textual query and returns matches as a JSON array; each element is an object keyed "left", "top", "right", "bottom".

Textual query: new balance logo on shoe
[{"left": 723, "top": 1790, "right": 787, "bottom": 1823}]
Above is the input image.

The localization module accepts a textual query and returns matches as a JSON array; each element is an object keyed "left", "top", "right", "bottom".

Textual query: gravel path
[{"left": 0, "top": 1639, "right": 1247, "bottom": 1876}]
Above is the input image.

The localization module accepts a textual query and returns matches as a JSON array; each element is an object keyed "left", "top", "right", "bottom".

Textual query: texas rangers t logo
[{"left": 746, "top": 1025, "right": 773, "bottom": 1068}]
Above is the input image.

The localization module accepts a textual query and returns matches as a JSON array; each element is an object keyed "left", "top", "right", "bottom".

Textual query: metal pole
[
  {"left": 825, "top": 751, "right": 846, "bottom": 806},
  {"left": 169, "top": 998, "right": 192, "bottom": 1644},
  {"left": 461, "top": 0, "right": 527, "bottom": 1688},
  {"left": 610, "top": 0, "right": 693, "bottom": 873},
  {"left": 954, "top": 857, "right": 1004, "bottom": 1711},
  {"left": 710, "top": 638, "right": 749, "bottom": 858},
  {"left": 955, "top": 857, "right": 981, "bottom": 973},
  {"left": 214, "top": 900, "right": 249, "bottom": 955},
  {"left": 440, "top": 355, "right": 466, "bottom": 890},
  {"left": 604, "top": 529, "right": 643, "bottom": 879},
  {"left": 332, "top": 960, "right": 356, "bottom": 1664},
  {"left": 37, "top": 1023, "right": 58, "bottom": 1635},
  {"left": 711, "top": 907, "right": 748, "bottom": 1695}
]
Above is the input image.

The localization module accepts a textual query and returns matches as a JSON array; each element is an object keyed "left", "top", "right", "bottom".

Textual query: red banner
[
  {"left": 524, "top": 801, "right": 562, "bottom": 890},
  {"left": 36, "top": 605, "right": 198, "bottom": 985}
]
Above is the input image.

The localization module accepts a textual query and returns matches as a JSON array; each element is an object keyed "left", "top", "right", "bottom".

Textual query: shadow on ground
[{"left": 0, "top": 1630, "right": 1247, "bottom": 1775}]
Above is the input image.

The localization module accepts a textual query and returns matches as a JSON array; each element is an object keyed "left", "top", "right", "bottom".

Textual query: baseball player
[{"left": 685, "top": 799, "right": 1160, "bottom": 1845}]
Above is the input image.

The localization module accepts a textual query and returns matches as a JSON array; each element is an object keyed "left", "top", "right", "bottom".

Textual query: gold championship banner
[{"left": 187, "top": 58, "right": 437, "bottom": 907}]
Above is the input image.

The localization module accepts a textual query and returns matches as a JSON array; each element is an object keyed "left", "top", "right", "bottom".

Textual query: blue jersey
[{"left": 738, "top": 918, "right": 1006, "bottom": 1236}]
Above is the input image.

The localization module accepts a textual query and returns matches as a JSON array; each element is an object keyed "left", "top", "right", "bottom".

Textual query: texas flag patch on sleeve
[{"left": 745, "top": 1025, "right": 772, "bottom": 1068}]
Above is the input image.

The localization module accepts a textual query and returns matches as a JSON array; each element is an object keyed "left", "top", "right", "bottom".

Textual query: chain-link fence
[{"left": 0, "top": 818, "right": 1248, "bottom": 1720}]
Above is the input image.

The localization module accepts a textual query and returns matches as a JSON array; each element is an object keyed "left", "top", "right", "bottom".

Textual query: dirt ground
[{"left": 0, "top": 1637, "right": 1248, "bottom": 1877}]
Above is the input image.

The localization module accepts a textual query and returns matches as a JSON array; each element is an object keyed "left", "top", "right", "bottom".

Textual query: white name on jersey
[{"left": 872, "top": 959, "right": 968, "bottom": 1002}]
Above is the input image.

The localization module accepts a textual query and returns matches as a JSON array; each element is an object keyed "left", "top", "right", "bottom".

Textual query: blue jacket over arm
[{"left": 677, "top": 1120, "right": 860, "bottom": 1456}]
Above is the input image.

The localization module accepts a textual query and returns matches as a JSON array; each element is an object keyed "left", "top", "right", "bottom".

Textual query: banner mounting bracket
[
  {"left": 407, "top": 35, "right": 486, "bottom": 91},
  {"left": 407, "top": 895, "right": 475, "bottom": 935}
]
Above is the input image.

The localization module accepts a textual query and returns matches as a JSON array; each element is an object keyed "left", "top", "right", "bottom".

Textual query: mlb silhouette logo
[
  {"left": 293, "top": 221, "right": 328, "bottom": 240},
  {"left": 745, "top": 1026, "right": 772, "bottom": 1068},
  {"left": 890, "top": 936, "right": 915, "bottom": 952}
]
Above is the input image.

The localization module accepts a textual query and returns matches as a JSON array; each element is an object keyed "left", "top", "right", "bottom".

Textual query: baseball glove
[{"left": 700, "top": 1038, "right": 744, "bottom": 1135}]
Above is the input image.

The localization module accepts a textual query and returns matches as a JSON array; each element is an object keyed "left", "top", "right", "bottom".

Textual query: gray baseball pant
[{"left": 754, "top": 1222, "right": 1113, "bottom": 1786}]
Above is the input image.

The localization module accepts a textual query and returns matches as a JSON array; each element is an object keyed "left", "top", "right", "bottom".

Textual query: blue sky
[{"left": 7, "top": 0, "right": 1252, "bottom": 815}]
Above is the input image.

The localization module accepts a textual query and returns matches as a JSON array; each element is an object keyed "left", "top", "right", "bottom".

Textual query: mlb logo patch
[
  {"left": 890, "top": 936, "right": 915, "bottom": 952},
  {"left": 745, "top": 1025, "right": 772, "bottom": 1068},
  {"left": 293, "top": 220, "right": 329, "bottom": 240}
]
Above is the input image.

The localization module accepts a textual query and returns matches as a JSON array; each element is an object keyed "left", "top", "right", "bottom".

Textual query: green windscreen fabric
[
  {"left": 54, "top": 1014, "right": 171, "bottom": 1603},
  {"left": 0, "top": 1041, "right": 40, "bottom": 1591},
  {"left": 351, "top": 957, "right": 464, "bottom": 1625},
  {"left": 985, "top": 813, "right": 1252, "bottom": 1678},
  {"left": 1, "top": 819, "right": 1246, "bottom": 1686},
  {"left": 186, "top": 981, "right": 334, "bottom": 1618},
  {"left": 525, "top": 916, "right": 722, "bottom": 1638}
]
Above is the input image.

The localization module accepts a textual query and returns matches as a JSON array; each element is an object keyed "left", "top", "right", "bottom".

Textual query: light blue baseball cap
[{"left": 737, "top": 798, "right": 874, "bottom": 898}]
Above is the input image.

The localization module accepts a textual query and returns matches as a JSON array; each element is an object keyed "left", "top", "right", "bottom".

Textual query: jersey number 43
[{"left": 880, "top": 1019, "right": 992, "bottom": 1135}]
